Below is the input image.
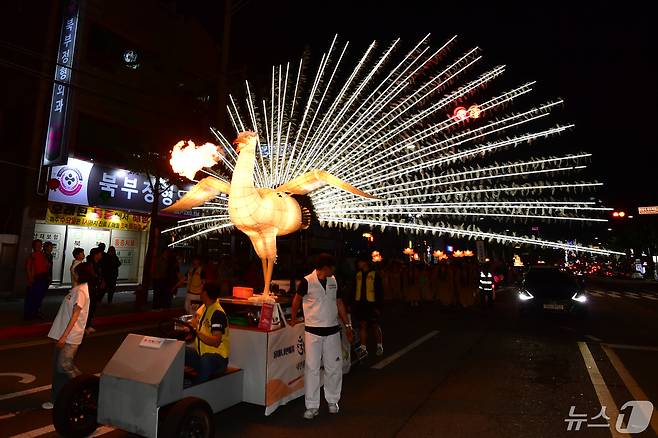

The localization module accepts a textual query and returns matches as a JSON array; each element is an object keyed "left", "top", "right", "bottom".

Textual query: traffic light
[{"left": 612, "top": 211, "right": 626, "bottom": 218}]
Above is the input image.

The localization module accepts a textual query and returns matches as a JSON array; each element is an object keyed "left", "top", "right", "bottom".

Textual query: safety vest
[
  {"left": 195, "top": 301, "right": 229, "bottom": 359},
  {"left": 479, "top": 272, "right": 493, "bottom": 292},
  {"left": 302, "top": 270, "right": 339, "bottom": 327},
  {"left": 355, "top": 270, "right": 377, "bottom": 302}
]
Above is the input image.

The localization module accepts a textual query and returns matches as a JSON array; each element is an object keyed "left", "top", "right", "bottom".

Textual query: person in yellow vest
[
  {"left": 353, "top": 256, "right": 384, "bottom": 358},
  {"left": 185, "top": 282, "right": 230, "bottom": 383}
]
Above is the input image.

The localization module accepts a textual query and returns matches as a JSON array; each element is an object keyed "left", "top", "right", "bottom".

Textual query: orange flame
[{"left": 170, "top": 140, "right": 221, "bottom": 180}]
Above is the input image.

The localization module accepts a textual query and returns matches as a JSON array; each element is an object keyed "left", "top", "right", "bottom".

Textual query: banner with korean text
[
  {"left": 46, "top": 203, "right": 151, "bottom": 231},
  {"left": 265, "top": 323, "right": 306, "bottom": 415}
]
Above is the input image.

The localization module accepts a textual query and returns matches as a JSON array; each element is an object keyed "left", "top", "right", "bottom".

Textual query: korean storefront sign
[
  {"left": 46, "top": 203, "right": 151, "bottom": 231},
  {"left": 48, "top": 158, "right": 194, "bottom": 215},
  {"left": 43, "top": 0, "right": 79, "bottom": 166}
]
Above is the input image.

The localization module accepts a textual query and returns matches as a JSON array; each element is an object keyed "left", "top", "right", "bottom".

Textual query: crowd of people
[{"left": 24, "top": 239, "right": 122, "bottom": 333}]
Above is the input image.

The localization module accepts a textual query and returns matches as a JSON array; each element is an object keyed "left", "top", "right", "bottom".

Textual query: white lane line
[
  {"left": 588, "top": 291, "right": 603, "bottom": 297},
  {"left": 371, "top": 330, "right": 438, "bottom": 370},
  {"left": 9, "top": 424, "right": 115, "bottom": 438},
  {"left": 602, "top": 345, "right": 658, "bottom": 436},
  {"left": 577, "top": 342, "right": 629, "bottom": 438},
  {"left": 602, "top": 343, "right": 658, "bottom": 352},
  {"left": 9, "top": 424, "right": 54, "bottom": 438},
  {"left": 584, "top": 334, "right": 602, "bottom": 342},
  {"left": 0, "top": 374, "right": 100, "bottom": 402},
  {"left": 641, "top": 293, "right": 658, "bottom": 301},
  {"left": 625, "top": 292, "right": 640, "bottom": 299},
  {"left": 90, "top": 426, "right": 116, "bottom": 436},
  {"left": 0, "top": 384, "right": 51, "bottom": 402},
  {"left": 0, "top": 412, "right": 17, "bottom": 420},
  {"left": 608, "top": 292, "right": 622, "bottom": 298}
]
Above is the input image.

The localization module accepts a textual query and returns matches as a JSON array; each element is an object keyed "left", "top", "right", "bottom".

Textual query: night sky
[{"left": 211, "top": 0, "right": 656, "bottom": 210}]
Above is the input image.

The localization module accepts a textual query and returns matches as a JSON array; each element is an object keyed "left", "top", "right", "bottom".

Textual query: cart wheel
[
  {"left": 53, "top": 374, "right": 99, "bottom": 438},
  {"left": 160, "top": 397, "right": 214, "bottom": 438}
]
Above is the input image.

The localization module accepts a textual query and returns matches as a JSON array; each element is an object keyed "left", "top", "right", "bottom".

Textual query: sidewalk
[{"left": 0, "top": 288, "right": 185, "bottom": 341}]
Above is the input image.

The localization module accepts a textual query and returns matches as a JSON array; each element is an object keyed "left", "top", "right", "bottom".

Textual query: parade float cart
[
  {"left": 219, "top": 295, "right": 306, "bottom": 414},
  {"left": 52, "top": 294, "right": 305, "bottom": 438}
]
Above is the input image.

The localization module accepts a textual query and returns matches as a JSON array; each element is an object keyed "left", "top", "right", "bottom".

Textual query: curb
[{"left": 0, "top": 308, "right": 184, "bottom": 341}]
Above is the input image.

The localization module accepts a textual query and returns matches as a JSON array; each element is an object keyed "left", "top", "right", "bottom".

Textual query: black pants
[
  {"left": 153, "top": 280, "right": 173, "bottom": 309},
  {"left": 106, "top": 278, "right": 118, "bottom": 304},
  {"left": 479, "top": 290, "right": 494, "bottom": 308},
  {"left": 87, "top": 288, "right": 106, "bottom": 328}
]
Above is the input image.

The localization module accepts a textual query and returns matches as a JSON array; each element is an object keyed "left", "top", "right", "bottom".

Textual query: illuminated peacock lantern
[{"left": 164, "top": 35, "right": 621, "bottom": 296}]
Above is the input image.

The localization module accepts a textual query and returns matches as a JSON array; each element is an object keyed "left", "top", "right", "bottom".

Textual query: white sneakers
[
  {"left": 303, "top": 408, "right": 319, "bottom": 419},
  {"left": 304, "top": 403, "right": 340, "bottom": 419},
  {"left": 376, "top": 343, "right": 384, "bottom": 356},
  {"left": 42, "top": 402, "right": 54, "bottom": 410}
]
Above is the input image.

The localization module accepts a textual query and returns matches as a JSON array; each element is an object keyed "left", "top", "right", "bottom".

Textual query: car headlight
[
  {"left": 571, "top": 292, "right": 587, "bottom": 303},
  {"left": 518, "top": 289, "right": 534, "bottom": 301}
]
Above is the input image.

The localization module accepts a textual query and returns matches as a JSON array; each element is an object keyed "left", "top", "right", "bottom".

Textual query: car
[{"left": 518, "top": 267, "right": 588, "bottom": 318}]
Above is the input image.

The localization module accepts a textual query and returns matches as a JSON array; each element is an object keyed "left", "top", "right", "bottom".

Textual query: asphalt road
[{"left": 1, "top": 279, "right": 657, "bottom": 438}]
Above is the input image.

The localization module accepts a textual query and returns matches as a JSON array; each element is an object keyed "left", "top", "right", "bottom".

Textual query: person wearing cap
[{"left": 290, "top": 253, "right": 353, "bottom": 420}]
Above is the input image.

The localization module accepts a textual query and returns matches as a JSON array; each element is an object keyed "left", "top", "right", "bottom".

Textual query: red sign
[{"left": 258, "top": 302, "right": 274, "bottom": 331}]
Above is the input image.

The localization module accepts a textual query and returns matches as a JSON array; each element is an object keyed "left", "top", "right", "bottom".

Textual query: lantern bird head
[{"left": 233, "top": 130, "right": 258, "bottom": 154}]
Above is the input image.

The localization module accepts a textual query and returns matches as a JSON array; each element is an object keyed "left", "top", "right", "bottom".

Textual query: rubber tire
[
  {"left": 160, "top": 397, "right": 215, "bottom": 438},
  {"left": 53, "top": 374, "right": 100, "bottom": 438}
]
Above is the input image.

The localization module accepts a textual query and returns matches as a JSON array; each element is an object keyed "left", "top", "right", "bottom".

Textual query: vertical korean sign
[{"left": 43, "top": 0, "right": 79, "bottom": 166}]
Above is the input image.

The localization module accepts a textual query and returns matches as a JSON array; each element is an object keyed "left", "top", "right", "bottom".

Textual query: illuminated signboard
[{"left": 43, "top": 0, "right": 79, "bottom": 166}]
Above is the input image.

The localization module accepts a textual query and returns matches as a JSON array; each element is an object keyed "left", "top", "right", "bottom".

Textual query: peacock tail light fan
[{"left": 164, "top": 34, "right": 621, "bottom": 291}]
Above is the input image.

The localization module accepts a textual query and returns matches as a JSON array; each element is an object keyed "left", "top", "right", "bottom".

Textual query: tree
[{"left": 111, "top": 145, "right": 188, "bottom": 309}]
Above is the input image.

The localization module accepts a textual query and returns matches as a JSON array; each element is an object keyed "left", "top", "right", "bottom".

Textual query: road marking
[
  {"left": 588, "top": 291, "right": 603, "bottom": 297},
  {"left": 625, "top": 292, "right": 640, "bottom": 299},
  {"left": 90, "top": 426, "right": 116, "bottom": 436},
  {"left": 9, "top": 424, "right": 55, "bottom": 438},
  {"left": 585, "top": 335, "right": 602, "bottom": 342},
  {"left": 7, "top": 423, "right": 115, "bottom": 438},
  {"left": 602, "top": 345, "right": 658, "bottom": 436},
  {"left": 602, "top": 343, "right": 658, "bottom": 352},
  {"left": 0, "top": 412, "right": 17, "bottom": 420},
  {"left": 577, "top": 342, "right": 629, "bottom": 438},
  {"left": 0, "top": 373, "right": 36, "bottom": 384},
  {"left": 641, "top": 293, "right": 658, "bottom": 301},
  {"left": 371, "top": 330, "right": 438, "bottom": 370},
  {"left": 0, "top": 324, "right": 155, "bottom": 352},
  {"left": 0, "top": 384, "right": 51, "bottom": 402},
  {"left": 608, "top": 292, "right": 622, "bottom": 298},
  {"left": 0, "top": 374, "right": 99, "bottom": 402}
]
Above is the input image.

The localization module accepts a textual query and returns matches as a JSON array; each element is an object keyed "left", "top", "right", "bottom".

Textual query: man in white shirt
[
  {"left": 290, "top": 253, "right": 353, "bottom": 419},
  {"left": 70, "top": 248, "right": 85, "bottom": 287},
  {"left": 44, "top": 262, "right": 92, "bottom": 410}
]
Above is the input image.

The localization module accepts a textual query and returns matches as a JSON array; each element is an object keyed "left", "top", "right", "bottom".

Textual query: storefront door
[
  {"left": 33, "top": 224, "right": 66, "bottom": 284},
  {"left": 62, "top": 227, "right": 111, "bottom": 284}
]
